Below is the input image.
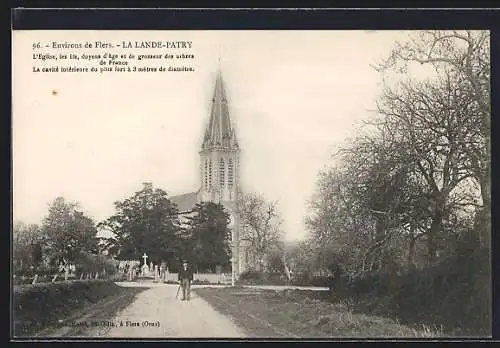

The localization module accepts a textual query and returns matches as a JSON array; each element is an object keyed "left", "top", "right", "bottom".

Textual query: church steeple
[
  {"left": 197, "top": 64, "right": 243, "bottom": 277},
  {"left": 202, "top": 69, "right": 238, "bottom": 150},
  {"left": 199, "top": 67, "right": 240, "bottom": 204}
]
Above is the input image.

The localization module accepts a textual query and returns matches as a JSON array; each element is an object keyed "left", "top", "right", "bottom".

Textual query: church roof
[
  {"left": 202, "top": 69, "right": 238, "bottom": 150},
  {"left": 170, "top": 191, "right": 198, "bottom": 213}
]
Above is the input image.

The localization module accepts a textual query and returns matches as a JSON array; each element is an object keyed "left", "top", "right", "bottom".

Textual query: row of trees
[
  {"left": 99, "top": 183, "right": 284, "bottom": 272},
  {"left": 14, "top": 182, "right": 285, "bottom": 275},
  {"left": 13, "top": 197, "right": 100, "bottom": 275},
  {"left": 98, "top": 183, "right": 233, "bottom": 272},
  {"left": 300, "top": 30, "right": 490, "bottom": 279}
]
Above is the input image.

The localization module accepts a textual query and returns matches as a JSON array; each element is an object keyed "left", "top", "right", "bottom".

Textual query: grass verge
[{"left": 194, "top": 287, "right": 445, "bottom": 338}]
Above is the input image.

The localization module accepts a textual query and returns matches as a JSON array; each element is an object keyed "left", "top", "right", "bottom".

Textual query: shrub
[
  {"left": 74, "top": 251, "right": 118, "bottom": 276},
  {"left": 309, "top": 275, "right": 331, "bottom": 287},
  {"left": 265, "top": 272, "right": 287, "bottom": 285},
  {"left": 14, "top": 264, "right": 60, "bottom": 279},
  {"left": 238, "top": 270, "right": 265, "bottom": 283},
  {"left": 192, "top": 279, "right": 211, "bottom": 285},
  {"left": 237, "top": 271, "right": 288, "bottom": 285},
  {"left": 291, "top": 272, "right": 332, "bottom": 287},
  {"left": 291, "top": 271, "right": 312, "bottom": 286}
]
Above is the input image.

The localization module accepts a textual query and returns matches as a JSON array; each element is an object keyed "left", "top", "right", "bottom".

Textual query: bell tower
[{"left": 198, "top": 68, "right": 242, "bottom": 275}]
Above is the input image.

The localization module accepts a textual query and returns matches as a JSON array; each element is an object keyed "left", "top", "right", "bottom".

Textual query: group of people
[
  {"left": 116, "top": 257, "right": 194, "bottom": 301},
  {"left": 117, "top": 260, "right": 140, "bottom": 280}
]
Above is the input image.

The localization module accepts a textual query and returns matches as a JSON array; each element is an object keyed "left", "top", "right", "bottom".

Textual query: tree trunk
[
  {"left": 477, "top": 174, "right": 491, "bottom": 249},
  {"left": 454, "top": 176, "right": 488, "bottom": 260},
  {"left": 427, "top": 211, "right": 442, "bottom": 265},
  {"left": 374, "top": 218, "right": 387, "bottom": 273},
  {"left": 408, "top": 235, "right": 416, "bottom": 271}
]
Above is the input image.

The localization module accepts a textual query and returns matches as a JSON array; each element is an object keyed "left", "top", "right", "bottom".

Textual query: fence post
[
  {"left": 52, "top": 274, "right": 58, "bottom": 283},
  {"left": 32, "top": 274, "right": 38, "bottom": 285},
  {"left": 95, "top": 272, "right": 99, "bottom": 280},
  {"left": 80, "top": 273, "right": 84, "bottom": 280}
]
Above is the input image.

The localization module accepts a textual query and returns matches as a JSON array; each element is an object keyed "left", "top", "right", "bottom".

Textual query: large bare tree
[
  {"left": 375, "top": 30, "right": 490, "bottom": 252},
  {"left": 305, "top": 30, "right": 490, "bottom": 278},
  {"left": 239, "top": 192, "right": 283, "bottom": 271},
  {"left": 375, "top": 30, "right": 490, "bottom": 257}
]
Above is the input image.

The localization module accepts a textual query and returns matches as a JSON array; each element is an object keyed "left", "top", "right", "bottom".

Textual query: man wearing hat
[{"left": 178, "top": 259, "right": 193, "bottom": 301}]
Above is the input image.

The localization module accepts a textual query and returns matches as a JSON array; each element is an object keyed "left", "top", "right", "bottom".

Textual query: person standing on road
[
  {"left": 178, "top": 260, "right": 193, "bottom": 301},
  {"left": 124, "top": 263, "right": 129, "bottom": 281},
  {"left": 160, "top": 260, "right": 167, "bottom": 282}
]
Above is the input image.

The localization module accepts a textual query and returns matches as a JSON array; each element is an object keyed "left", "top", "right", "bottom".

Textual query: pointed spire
[{"left": 202, "top": 64, "right": 237, "bottom": 149}]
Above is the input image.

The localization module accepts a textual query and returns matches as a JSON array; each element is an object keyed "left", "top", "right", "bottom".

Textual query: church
[{"left": 169, "top": 68, "right": 250, "bottom": 277}]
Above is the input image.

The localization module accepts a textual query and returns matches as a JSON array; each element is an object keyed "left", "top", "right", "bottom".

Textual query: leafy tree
[
  {"left": 42, "top": 197, "right": 98, "bottom": 264},
  {"left": 13, "top": 221, "right": 45, "bottom": 271},
  {"left": 184, "top": 202, "right": 232, "bottom": 272},
  {"left": 99, "top": 182, "right": 181, "bottom": 266},
  {"left": 265, "top": 241, "right": 286, "bottom": 273},
  {"left": 284, "top": 239, "right": 316, "bottom": 274}
]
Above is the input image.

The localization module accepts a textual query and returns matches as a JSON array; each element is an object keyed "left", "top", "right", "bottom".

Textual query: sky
[{"left": 12, "top": 30, "right": 412, "bottom": 241}]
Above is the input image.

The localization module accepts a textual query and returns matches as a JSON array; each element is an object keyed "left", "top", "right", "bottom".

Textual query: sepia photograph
[{"left": 12, "top": 28, "right": 491, "bottom": 339}]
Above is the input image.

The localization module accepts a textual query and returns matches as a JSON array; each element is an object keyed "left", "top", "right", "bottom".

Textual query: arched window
[
  {"left": 204, "top": 159, "right": 208, "bottom": 189},
  {"left": 208, "top": 159, "right": 213, "bottom": 189},
  {"left": 219, "top": 158, "right": 225, "bottom": 187},
  {"left": 228, "top": 158, "right": 234, "bottom": 188}
]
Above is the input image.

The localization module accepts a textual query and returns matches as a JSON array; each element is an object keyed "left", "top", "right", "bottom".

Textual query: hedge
[
  {"left": 13, "top": 280, "right": 125, "bottom": 337},
  {"left": 346, "top": 247, "right": 491, "bottom": 335}
]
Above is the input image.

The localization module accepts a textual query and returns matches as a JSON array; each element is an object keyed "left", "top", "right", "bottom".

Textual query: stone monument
[{"left": 142, "top": 253, "right": 148, "bottom": 277}]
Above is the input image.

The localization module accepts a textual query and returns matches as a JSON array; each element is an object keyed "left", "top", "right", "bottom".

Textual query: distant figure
[
  {"left": 58, "top": 261, "right": 65, "bottom": 273},
  {"left": 178, "top": 260, "right": 194, "bottom": 301},
  {"left": 160, "top": 261, "right": 166, "bottom": 282},
  {"left": 328, "top": 263, "right": 343, "bottom": 294}
]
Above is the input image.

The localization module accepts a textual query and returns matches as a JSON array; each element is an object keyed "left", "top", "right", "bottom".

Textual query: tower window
[
  {"left": 228, "top": 158, "right": 234, "bottom": 187},
  {"left": 219, "top": 158, "right": 225, "bottom": 187},
  {"left": 208, "top": 159, "right": 213, "bottom": 189},
  {"left": 204, "top": 160, "right": 208, "bottom": 189}
]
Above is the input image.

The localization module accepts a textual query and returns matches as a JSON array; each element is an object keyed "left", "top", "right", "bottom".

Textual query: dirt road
[{"left": 41, "top": 283, "right": 246, "bottom": 338}]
